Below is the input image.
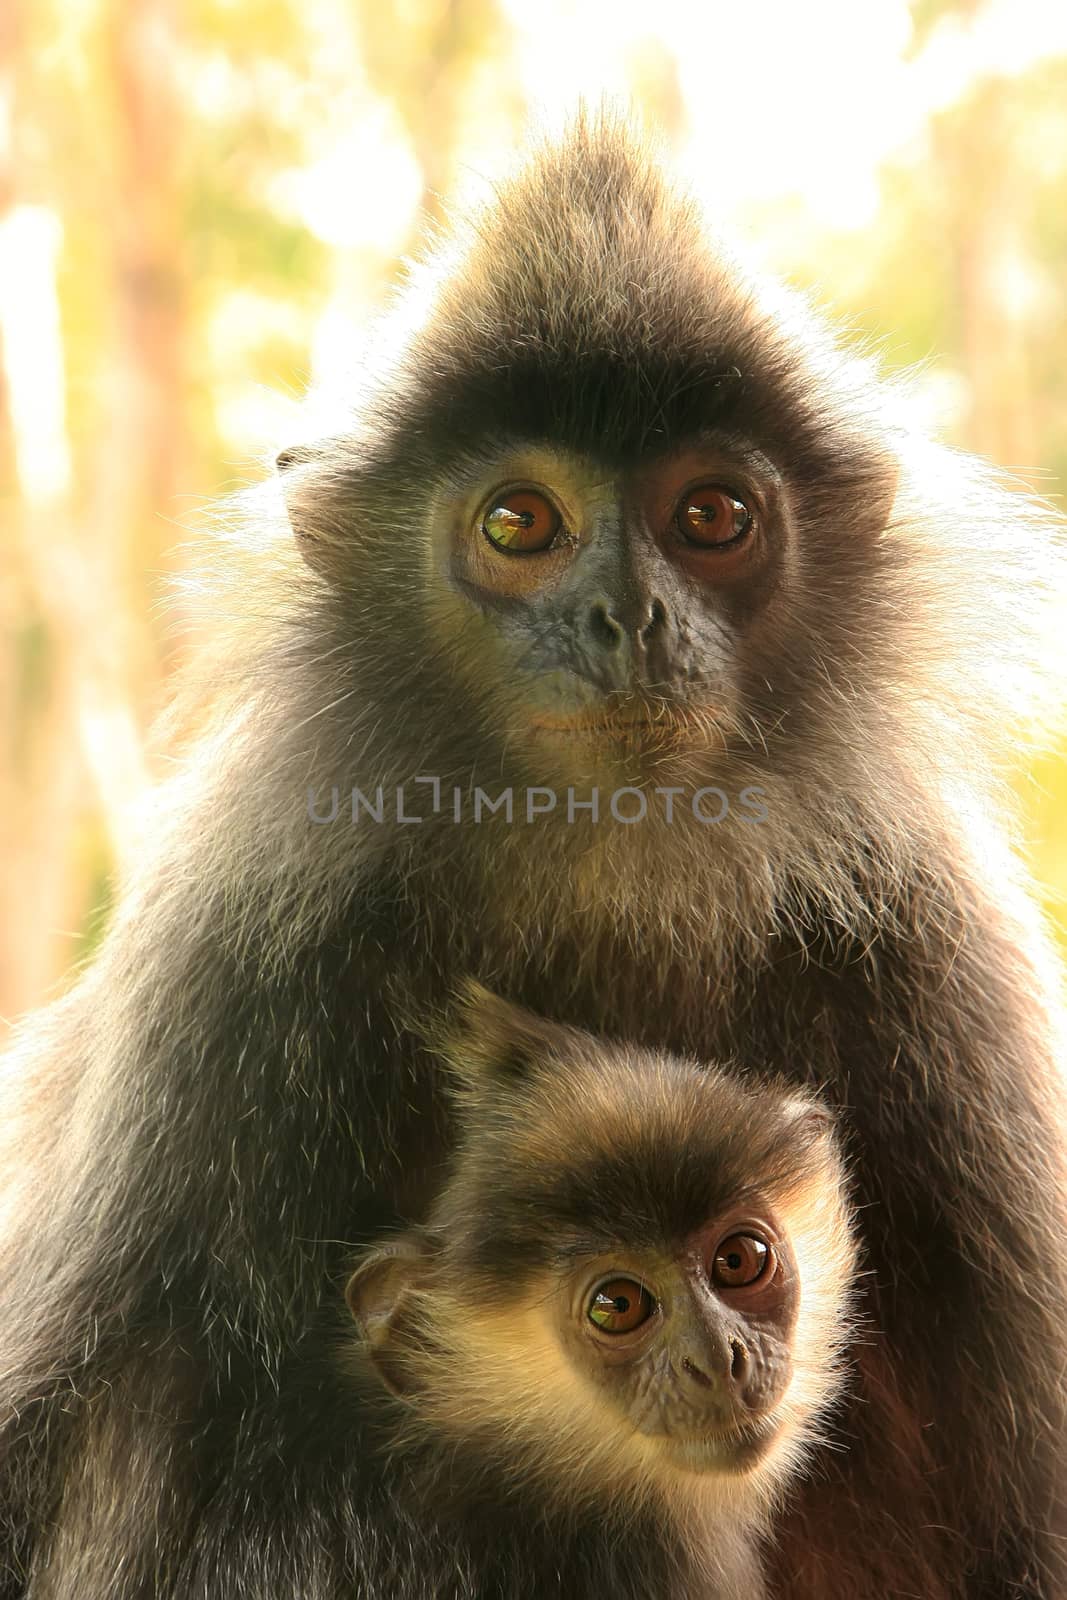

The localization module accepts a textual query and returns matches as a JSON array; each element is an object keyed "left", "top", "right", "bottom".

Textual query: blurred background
[{"left": 1, "top": 0, "right": 1066, "bottom": 1027}]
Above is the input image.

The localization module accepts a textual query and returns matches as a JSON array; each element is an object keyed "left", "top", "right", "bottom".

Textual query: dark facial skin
[
  {"left": 441, "top": 440, "right": 794, "bottom": 755},
  {"left": 560, "top": 1209, "right": 798, "bottom": 1475}
]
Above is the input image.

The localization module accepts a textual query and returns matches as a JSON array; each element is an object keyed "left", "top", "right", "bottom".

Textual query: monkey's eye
[
  {"left": 587, "top": 1278, "right": 656, "bottom": 1335},
  {"left": 482, "top": 490, "right": 561, "bottom": 553},
  {"left": 711, "top": 1234, "right": 770, "bottom": 1289},
  {"left": 675, "top": 485, "right": 752, "bottom": 548}
]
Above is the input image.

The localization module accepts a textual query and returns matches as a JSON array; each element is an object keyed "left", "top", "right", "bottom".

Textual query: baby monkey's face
[
  {"left": 345, "top": 984, "right": 856, "bottom": 1519},
  {"left": 555, "top": 1203, "right": 798, "bottom": 1476}
]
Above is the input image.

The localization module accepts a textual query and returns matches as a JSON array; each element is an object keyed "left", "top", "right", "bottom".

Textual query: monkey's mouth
[
  {"left": 527, "top": 701, "right": 710, "bottom": 738},
  {"left": 658, "top": 1416, "right": 781, "bottom": 1476}
]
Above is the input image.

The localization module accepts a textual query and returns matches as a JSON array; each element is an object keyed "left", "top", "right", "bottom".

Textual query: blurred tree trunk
[
  {"left": 92, "top": 0, "right": 189, "bottom": 690},
  {"left": 358, "top": 0, "right": 507, "bottom": 225},
  {"left": 0, "top": 0, "right": 88, "bottom": 1020},
  {"left": 0, "top": 0, "right": 190, "bottom": 1026},
  {"left": 933, "top": 74, "right": 1038, "bottom": 476}
]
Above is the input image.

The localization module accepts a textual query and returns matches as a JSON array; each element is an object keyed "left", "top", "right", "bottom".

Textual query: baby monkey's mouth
[
  {"left": 531, "top": 710, "right": 657, "bottom": 732},
  {"left": 658, "top": 1415, "right": 782, "bottom": 1476}
]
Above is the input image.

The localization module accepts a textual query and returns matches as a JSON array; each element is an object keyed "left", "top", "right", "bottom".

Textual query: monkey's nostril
[
  {"left": 730, "top": 1340, "right": 748, "bottom": 1384},
  {"left": 640, "top": 598, "right": 668, "bottom": 644},
  {"left": 682, "top": 1357, "right": 713, "bottom": 1390},
  {"left": 587, "top": 601, "right": 625, "bottom": 651}
]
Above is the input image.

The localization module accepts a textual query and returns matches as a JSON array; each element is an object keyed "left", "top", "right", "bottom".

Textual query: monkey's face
[
  {"left": 344, "top": 987, "right": 857, "bottom": 1522},
  {"left": 347, "top": 1151, "right": 844, "bottom": 1521},
  {"left": 554, "top": 1206, "right": 798, "bottom": 1477},
  {"left": 279, "top": 129, "right": 901, "bottom": 818},
  {"left": 426, "top": 438, "right": 790, "bottom": 781}
]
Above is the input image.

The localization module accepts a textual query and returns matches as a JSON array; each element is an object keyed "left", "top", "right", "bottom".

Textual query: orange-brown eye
[
  {"left": 711, "top": 1234, "right": 770, "bottom": 1289},
  {"left": 482, "top": 490, "right": 561, "bottom": 553},
  {"left": 676, "top": 485, "right": 752, "bottom": 548},
  {"left": 587, "top": 1278, "right": 656, "bottom": 1334}
]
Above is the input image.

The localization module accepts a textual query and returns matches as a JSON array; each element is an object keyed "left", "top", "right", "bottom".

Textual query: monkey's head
[
  {"left": 278, "top": 116, "right": 899, "bottom": 807},
  {"left": 268, "top": 112, "right": 1062, "bottom": 944},
  {"left": 345, "top": 985, "right": 857, "bottom": 1524}
]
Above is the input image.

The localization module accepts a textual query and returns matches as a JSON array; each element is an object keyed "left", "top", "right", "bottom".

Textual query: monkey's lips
[
  {"left": 657, "top": 1416, "right": 781, "bottom": 1476},
  {"left": 527, "top": 701, "right": 712, "bottom": 740}
]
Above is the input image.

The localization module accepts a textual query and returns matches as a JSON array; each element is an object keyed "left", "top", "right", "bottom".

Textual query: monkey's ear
[
  {"left": 344, "top": 1238, "right": 427, "bottom": 1399},
  {"left": 782, "top": 1095, "right": 836, "bottom": 1146},
  {"left": 851, "top": 443, "right": 900, "bottom": 540},
  {"left": 275, "top": 444, "right": 315, "bottom": 473},
  {"left": 439, "top": 981, "right": 560, "bottom": 1093},
  {"left": 873, "top": 456, "right": 900, "bottom": 532},
  {"left": 275, "top": 442, "right": 341, "bottom": 577}
]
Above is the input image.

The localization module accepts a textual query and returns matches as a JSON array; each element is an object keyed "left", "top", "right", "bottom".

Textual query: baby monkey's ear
[
  {"left": 439, "top": 981, "right": 568, "bottom": 1094},
  {"left": 344, "top": 1237, "right": 427, "bottom": 1399},
  {"left": 783, "top": 1094, "right": 837, "bottom": 1144}
]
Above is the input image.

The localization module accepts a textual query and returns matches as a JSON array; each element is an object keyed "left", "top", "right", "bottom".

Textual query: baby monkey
[{"left": 344, "top": 986, "right": 858, "bottom": 1600}]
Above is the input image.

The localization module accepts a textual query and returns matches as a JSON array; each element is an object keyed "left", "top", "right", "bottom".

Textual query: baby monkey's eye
[
  {"left": 711, "top": 1233, "right": 771, "bottom": 1289},
  {"left": 482, "top": 490, "right": 561, "bottom": 553},
  {"left": 587, "top": 1278, "right": 656, "bottom": 1335},
  {"left": 675, "top": 484, "right": 752, "bottom": 548}
]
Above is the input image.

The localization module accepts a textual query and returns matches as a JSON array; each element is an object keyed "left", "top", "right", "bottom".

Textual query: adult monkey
[{"left": 1, "top": 113, "right": 1065, "bottom": 1599}]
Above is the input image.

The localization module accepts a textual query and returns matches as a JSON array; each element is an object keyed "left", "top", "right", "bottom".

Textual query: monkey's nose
[
  {"left": 682, "top": 1338, "right": 750, "bottom": 1395},
  {"left": 584, "top": 597, "right": 669, "bottom": 653},
  {"left": 585, "top": 600, "right": 626, "bottom": 651},
  {"left": 728, "top": 1338, "right": 750, "bottom": 1387}
]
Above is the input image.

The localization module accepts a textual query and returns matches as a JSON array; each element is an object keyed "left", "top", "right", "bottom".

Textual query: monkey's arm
[
  {"left": 0, "top": 868, "right": 431, "bottom": 1597},
  {"left": 757, "top": 861, "right": 1067, "bottom": 1600}
]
